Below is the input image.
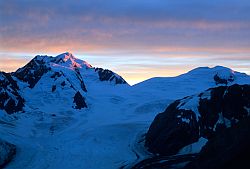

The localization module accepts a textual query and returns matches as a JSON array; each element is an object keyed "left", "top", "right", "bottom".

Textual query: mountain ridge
[
  {"left": 1, "top": 52, "right": 250, "bottom": 115},
  {"left": 134, "top": 65, "right": 249, "bottom": 86},
  {"left": 1, "top": 53, "right": 250, "bottom": 116},
  {"left": 0, "top": 52, "right": 128, "bottom": 114}
]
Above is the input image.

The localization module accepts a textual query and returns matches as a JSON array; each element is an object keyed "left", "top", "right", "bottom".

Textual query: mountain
[
  {"left": 0, "top": 52, "right": 128, "bottom": 114},
  {"left": 140, "top": 84, "right": 250, "bottom": 168},
  {"left": 184, "top": 116, "right": 250, "bottom": 169},
  {"left": 0, "top": 72, "right": 24, "bottom": 114},
  {"left": 132, "top": 66, "right": 250, "bottom": 100},
  {"left": 0, "top": 53, "right": 249, "bottom": 169},
  {"left": 145, "top": 84, "right": 250, "bottom": 155},
  {"left": 1, "top": 55, "right": 249, "bottom": 115}
]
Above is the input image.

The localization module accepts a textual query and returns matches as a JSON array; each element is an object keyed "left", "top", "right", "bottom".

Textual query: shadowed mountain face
[
  {"left": 14, "top": 56, "right": 52, "bottom": 88},
  {"left": 184, "top": 116, "right": 250, "bottom": 169},
  {"left": 145, "top": 84, "right": 250, "bottom": 156},
  {"left": 0, "top": 52, "right": 128, "bottom": 114},
  {"left": 0, "top": 72, "right": 24, "bottom": 114}
]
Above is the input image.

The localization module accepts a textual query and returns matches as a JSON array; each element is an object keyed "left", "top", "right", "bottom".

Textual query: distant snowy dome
[
  {"left": 185, "top": 66, "right": 236, "bottom": 84},
  {"left": 187, "top": 66, "right": 233, "bottom": 75}
]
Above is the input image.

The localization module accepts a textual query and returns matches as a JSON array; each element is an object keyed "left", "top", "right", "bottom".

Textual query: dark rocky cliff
[{"left": 145, "top": 84, "right": 250, "bottom": 156}]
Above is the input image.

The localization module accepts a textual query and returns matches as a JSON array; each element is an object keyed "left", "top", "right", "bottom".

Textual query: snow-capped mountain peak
[
  {"left": 52, "top": 52, "right": 92, "bottom": 69},
  {"left": 30, "top": 52, "right": 92, "bottom": 70},
  {"left": 0, "top": 52, "right": 128, "bottom": 114},
  {"left": 56, "top": 52, "right": 76, "bottom": 60}
]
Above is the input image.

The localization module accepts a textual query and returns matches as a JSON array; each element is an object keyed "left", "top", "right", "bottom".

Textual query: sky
[{"left": 0, "top": 0, "right": 250, "bottom": 85}]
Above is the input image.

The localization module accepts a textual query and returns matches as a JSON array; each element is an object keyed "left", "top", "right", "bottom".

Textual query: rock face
[
  {"left": 0, "top": 72, "right": 25, "bottom": 114},
  {"left": 95, "top": 68, "right": 127, "bottom": 84},
  {"left": 213, "top": 68, "right": 235, "bottom": 85},
  {"left": 0, "top": 139, "right": 16, "bottom": 168},
  {"left": 213, "top": 73, "right": 234, "bottom": 85},
  {"left": 14, "top": 56, "right": 51, "bottom": 88},
  {"left": 73, "top": 91, "right": 87, "bottom": 109},
  {"left": 145, "top": 84, "right": 250, "bottom": 155},
  {"left": 185, "top": 117, "right": 250, "bottom": 169}
]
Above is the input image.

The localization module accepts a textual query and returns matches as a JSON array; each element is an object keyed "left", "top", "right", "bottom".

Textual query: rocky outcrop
[
  {"left": 14, "top": 56, "right": 51, "bottom": 88},
  {"left": 73, "top": 91, "right": 87, "bottom": 109},
  {"left": 145, "top": 84, "right": 250, "bottom": 155},
  {"left": 0, "top": 139, "right": 16, "bottom": 168},
  {"left": 185, "top": 117, "right": 250, "bottom": 169},
  {"left": 95, "top": 68, "right": 127, "bottom": 84},
  {"left": 75, "top": 68, "right": 87, "bottom": 92},
  {"left": 0, "top": 72, "right": 24, "bottom": 114},
  {"left": 213, "top": 73, "right": 234, "bottom": 85}
]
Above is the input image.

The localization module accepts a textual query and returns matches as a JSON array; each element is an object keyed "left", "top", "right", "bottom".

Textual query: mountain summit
[
  {"left": 0, "top": 52, "right": 128, "bottom": 114},
  {"left": 49, "top": 52, "right": 92, "bottom": 69},
  {"left": 14, "top": 52, "right": 127, "bottom": 87},
  {"left": 133, "top": 65, "right": 250, "bottom": 100}
]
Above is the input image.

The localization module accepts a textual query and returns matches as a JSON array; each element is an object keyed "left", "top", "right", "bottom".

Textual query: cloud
[
  {"left": 1, "top": 0, "right": 250, "bottom": 53},
  {"left": 0, "top": 0, "right": 249, "bottom": 83}
]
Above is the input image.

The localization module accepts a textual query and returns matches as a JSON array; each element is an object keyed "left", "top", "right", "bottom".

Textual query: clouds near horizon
[{"left": 0, "top": 0, "right": 249, "bottom": 84}]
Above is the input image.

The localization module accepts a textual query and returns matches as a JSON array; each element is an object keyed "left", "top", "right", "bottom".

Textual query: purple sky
[{"left": 0, "top": 0, "right": 249, "bottom": 84}]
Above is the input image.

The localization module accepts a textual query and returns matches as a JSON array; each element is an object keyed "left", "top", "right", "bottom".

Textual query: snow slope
[
  {"left": 0, "top": 53, "right": 249, "bottom": 169},
  {"left": 132, "top": 66, "right": 250, "bottom": 100}
]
